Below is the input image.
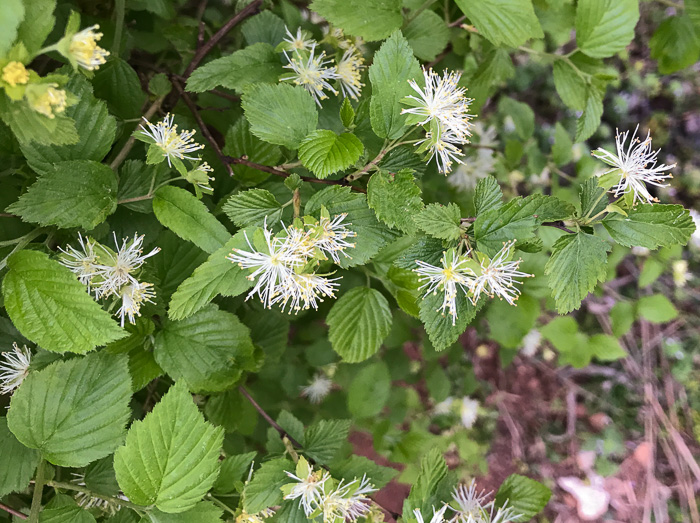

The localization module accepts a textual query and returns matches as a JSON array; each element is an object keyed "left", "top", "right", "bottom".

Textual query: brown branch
[
  {"left": 183, "top": 0, "right": 264, "bottom": 79},
  {"left": 0, "top": 502, "right": 27, "bottom": 520},
  {"left": 238, "top": 386, "right": 304, "bottom": 448},
  {"left": 0, "top": 213, "right": 17, "bottom": 218}
]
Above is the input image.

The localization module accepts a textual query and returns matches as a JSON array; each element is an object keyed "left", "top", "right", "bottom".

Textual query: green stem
[
  {"left": 112, "top": 0, "right": 126, "bottom": 55},
  {"left": 583, "top": 191, "right": 608, "bottom": 220},
  {"left": 109, "top": 96, "right": 165, "bottom": 172},
  {"left": 405, "top": 0, "right": 437, "bottom": 24},
  {"left": 586, "top": 208, "right": 608, "bottom": 223},
  {"left": 28, "top": 461, "right": 46, "bottom": 523},
  {"left": 33, "top": 43, "right": 59, "bottom": 58},
  {"left": 0, "top": 228, "right": 48, "bottom": 271},
  {"left": 207, "top": 496, "right": 236, "bottom": 517},
  {"left": 47, "top": 481, "right": 145, "bottom": 513}
]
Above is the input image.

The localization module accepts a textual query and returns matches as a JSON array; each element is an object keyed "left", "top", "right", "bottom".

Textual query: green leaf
[
  {"left": 40, "top": 505, "right": 97, "bottom": 523},
  {"left": 20, "top": 75, "right": 117, "bottom": 174},
  {"left": 637, "top": 294, "right": 678, "bottom": 324},
  {"left": 552, "top": 122, "right": 573, "bottom": 166},
  {"left": 151, "top": 230, "right": 208, "bottom": 301},
  {"left": 588, "top": 334, "right": 627, "bottom": 361},
  {"left": 298, "top": 130, "right": 364, "bottom": 179},
  {"left": 223, "top": 118, "right": 282, "bottom": 186},
  {"left": 0, "top": 0, "right": 24, "bottom": 57},
  {"left": 689, "top": 0, "right": 700, "bottom": 30},
  {"left": 331, "top": 455, "right": 398, "bottom": 489},
  {"left": 153, "top": 186, "right": 230, "bottom": 254},
  {"left": 213, "top": 451, "right": 257, "bottom": 495},
  {"left": 7, "top": 160, "right": 117, "bottom": 229},
  {"left": 369, "top": 30, "right": 422, "bottom": 139},
  {"left": 15, "top": 0, "right": 55, "bottom": 55},
  {"left": 223, "top": 189, "right": 283, "bottom": 228},
  {"left": 552, "top": 53, "right": 607, "bottom": 111},
  {"left": 579, "top": 177, "right": 608, "bottom": 218},
  {"left": 347, "top": 361, "right": 391, "bottom": 418},
  {"left": 0, "top": 417, "right": 39, "bottom": 497},
  {"left": 602, "top": 204, "right": 695, "bottom": 249},
  {"left": 2, "top": 250, "right": 125, "bottom": 353},
  {"left": 83, "top": 457, "right": 120, "bottom": 498},
  {"left": 0, "top": 94, "right": 78, "bottom": 146},
  {"left": 242, "top": 10, "right": 286, "bottom": 47},
  {"left": 468, "top": 49, "right": 515, "bottom": 112},
  {"left": 367, "top": 169, "right": 423, "bottom": 234},
  {"left": 650, "top": 16, "right": 700, "bottom": 74},
  {"left": 486, "top": 294, "right": 540, "bottom": 349},
  {"left": 243, "top": 458, "right": 293, "bottom": 514},
  {"left": 241, "top": 83, "right": 318, "bottom": 150},
  {"left": 93, "top": 58, "right": 146, "bottom": 120},
  {"left": 168, "top": 232, "right": 253, "bottom": 320},
  {"left": 576, "top": 0, "right": 640, "bottom": 58},
  {"left": 455, "top": 0, "right": 544, "bottom": 48},
  {"left": 420, "top": 291, "right": 482, "bottom": 351},
  {"left": 494, "top": 474, "right": 551, "bottom": 522},
  {"left": 339, "top": 98, "right": 355, "bottom": 128},
  {"left": 404, "top": 10, "right": 450, "bottom": 61},
  {"left": 305, "top": 186, "right": 399, "bottom": 268},
  {"left": 310, "top": 0, "right": 403, "bottom": 41},
  {"left": 304, "top": 419, "right": 351, "bottom": 464},
  {"left": 544, "top": 232, "right": 610, "bottom": 313},
  {"left": 114, "top": 382, "right": 224, "bottom": 513},
  {"left": 154, "top": 305, "right": 255, "bottom": 393},
  {"left": 474, "top": 176, "right": 503, "bottom": 215},
  {"left": 186, "top": 43, "right": 283, "bottom": 94},
  {"left": 575, "top": 81, "right": 605, "bottom": 142},
  {"left": 499, "top": 97, "right": 535, "bottom": 140},
  {"left": 413, "top": 203, "right": 462, "bottom": 241},
  {"left": 327, "top": 287, "right": 392, "bottom": 362},
  {"left": 145, "top": 502, "right": 223, "bottom": 523},
  {"left": 403, "top": 448, "right": 449, "bottom": 518},
  {"left": 7, "top": 352, "right": 131, "bottom": 467},
  {"left": 117, "top": 161, "right": 168, "bottom": 213}
]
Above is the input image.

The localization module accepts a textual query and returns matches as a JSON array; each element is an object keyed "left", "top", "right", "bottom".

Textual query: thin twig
[
  {"left": 238, "top": 386, "right": 304, "bottom": 448},
  {"left": 109, "top": 97, "right": 164, "bottom": 171},
  {"left": 0, "top": 502, "right": 27, "bottom": 520}
]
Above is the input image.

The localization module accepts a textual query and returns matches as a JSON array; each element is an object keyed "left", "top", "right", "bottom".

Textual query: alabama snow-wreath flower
[
  {"left": 592, "top": 125, "right": 676, "bottom": 204},
  {"left": 69, "top": 25, "right": 110, "bottom": 71},
  {"left": 138, "top": 113, "right": 205, "bottom": 167},
  {"left": 281, "top": 44, "right": 338, "bottom": 106},
  {"left": 0, "top": 343, "right": 32, "bottom": 395},
  {"left": 470, "top": 241, "right": 533, "bottom": 306}
]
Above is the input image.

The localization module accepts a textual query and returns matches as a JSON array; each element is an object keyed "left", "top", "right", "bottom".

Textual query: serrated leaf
[
  {"left": 241, "top": 10, "right": 286, "bottom": 47},
  {"left": 2, "top": 250, "right": 125, "bottom": 353},
  {"left": 7, "top": 160, "right": 117, "bottom": 229},
  {"left": 223, "top": 189, "right": 283, "bottom": 228},
  {"left": 145, "top": 501, "right": 223, "bottom": 523},
  {"left": 331, "top": 455, "right": 398, "bottom": 489},
  {"left": 186, "top": 43, "right": 283, "bottom": 94},
  {"left": 369, "top": 30, "right": 422, "bottom": 139},
  {"left": 552, "top": 122, "right": 573, "bottom": 165},
  {"left": 394, "top": 237, "right": 445, "bottom": 270},
  {"left": 0, "top": 417, "right": 39, "bottom": 497},
  {"left": 243, "top": 458, "right": 293, "bottom": 514},
  {"left": 213, "top": 451, "right": 257, "bottom": 495},
  {"left": 602, "top": 204, "right": 694, "bottom": 249},
  {"left": 152, "top": 230, "right": 208, "bottom": 301},
  {"left": 468, "top": 48, "right": 515, "bottom": 112},
  {"left": 16, "top": 0, "right": 55, "bottom": 55},
  {"left": 455, "top": 0, "right": 544, "bottom": 48},
  {"left": 305, "top": 186, "right": 399, "bottom": 268},
  {"left": 241, "top": 83, "right": 318, "bottom": 150},
  {"left": 403, "top": 448, "right": 449, "bottom": 519},
  {"left": 419, "top": 291, "right": 482, "bottom": 351},
  {"left": 168, "top": 232, "right": 253, "bottom": 320},
  {"left": 114, "top": 382, "right": 224, "bottom": 513},
  {"left": 649, "top": 15, "right": 700, "bottom": 75},
  {"left": 304, "top": 419, "right": 351, "bottom": 464},
  {"left": 298, "top": 130, "right": 364, "bottom": 179},
  {"left": 638, "top": 294, "right": 678, "bottom": 323},
  {"left": 553, "top": 59, "right": 587, "bottom": 112},
  {"left": 339, "top": 98, "right": 355, "bottom": 128},
  {"left": 413, "top": 203, "right": 462, "bottom": 241},
  {"left": 404, "top": 10, "right": 450, "bottom": 61},
  {"left": 7, "top": 352, "right": 131, "bottom": 466},
  {"left": 223, "top": 118, "right": 282, "bottom": 186},
  {"left": 499, "top": 97, "right": 534, "bottom": 140},
  {"left": 19, "top": 75, "right": 117, "bottom": 174},
  {"left": 310, "top": 0, "right": 402, "bottom": 41},
  {"left": 574, "top": 82, "right": 604, "bottom": 142},
  {"left": 579, "top": 177, "right": 608, "bottom": 218},
  {"left": 544, "top": 232, "right": 610, "bottom": 313},
  {"left": 0, "top": 0, "right": 24, "bottom": 57},
  {"left": 154, "top": 305, "right": 255, "bottom": 393},
  {"left": 494, "top": 474, "right": 551, "bottom": 522},
  {"left": 327, "top": 287, "right": 392, "bottom": 362},
  {"left": 93, "top": 58, "right": 146, "bottom": 120},
  {"left": 39, "top": 505, "right": 97, "bottom": 523},
  {"left": 474, "top": 176, "right": 503, "bottom": 215},
  {"left": 347, "top": 361, "right": 391, "bottom": 418},
  {"left": 576, "top": 0, "right": 639, "bottom": 58},
  {"left": 367, "top": 170, "right": 423, "bottom": 234},
  {"left": 117, "top": 160, "right": 169, "bottom": 214},
  {"left": 153, "top": 186, "right": 230, "bottom": 254},
  {"left": 0, "top": 94, "right": 78, "bottom": 145}
]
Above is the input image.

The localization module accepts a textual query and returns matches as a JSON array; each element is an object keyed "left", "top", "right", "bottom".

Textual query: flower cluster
[
  {"left": 282, "top": 457, "right": 377, "bottom": 521},
  {"left": 227, "top": 212, "right": 356, "bottom": 313},
  {"left": 592, "top": 125, "right": 675, "bottom": 204},
  {"left": 281, "top": 26, "right": 365, "bottom": 105},
  {"left": 402, "top": 68, "right": 475, "bottom": 174},
  {"left": 59, "top": 233, "right": 159, "bottom": 327},
  {"left": 414, "top": 242, "right": 532, "bottom": 326},
  {"left": 69, "top": 25, "right": 110, "bottom": 71},
  {"left": 0, "top": 343, "right": 32, "bottom": 395}
]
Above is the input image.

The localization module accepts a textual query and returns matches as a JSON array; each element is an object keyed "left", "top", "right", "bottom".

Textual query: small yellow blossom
[
  {"left": 70, "top": 25, "right": 110, "bottom": 71},
  {"left": 27, "top": 85, "right": 68, "bottom": 119},
  {"left": 2, "top": 61, "right": 29, "bottom": 87}
]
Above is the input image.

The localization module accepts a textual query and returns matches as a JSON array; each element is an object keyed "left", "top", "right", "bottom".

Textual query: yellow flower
[
  {"left": 70, "top": 25, "right": 109, "bottom": 71},
  {"left": 26, "top": 84, "right": 68, "bottom": 119},
  {"left": 2, "top": 61, "right": 29, "bottom": 87}
]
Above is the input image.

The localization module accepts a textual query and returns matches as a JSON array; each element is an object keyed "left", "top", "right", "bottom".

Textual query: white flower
[
  {"left": 689, "top": 209, "right": 700, "bottom": 249},
  {"left": 342, "top": 475, "right": 377, "bottom": 520},
  {"left": 116, "top": 282, "right": 156, "bottom": 327},
  {"left": 226, "top": 222, "right": 306, "bottom": 309},
  {"left": 433, "top": 396, "right": 454, "bottom": 416},
  {"left": 448, "top": 125, "right": 497, "bottom": 191},
  {"left": 519, "top": 329, "right": 541, "bottom": 357},
  {"left": 236, "top": 508, "right": 275, "bottom": 523},
  {"left": 58, "top": 233, "right": 104, "bottom": 291},
  {"left": 71, "top": 472, "right": 123, "bottom": 515},
  {"left": 283, "top": 26, "right": 315, "bottom": 51},
  {"left": 460, "top": 397, "right": 479, "bottom": 429},
  {"left": 488, "top": 501, "right": 522, "bottom": 523},
  {"left": 284, "top": 468, "right": 330, "bottom": 516},
  {"left": 402, "top": 67, "right": 474, "bottom": 141},
  {"left": 0, "top": 343, "right": 31, "bottom": 395},
  {"left": 70, "top": 25, "right": 109, "bottom": 70},
  {"left": 417, "top": 131, "right": 466, "bottom": 175},
  {"left": 188, "top": 161, "right": 214, "bottom": 193},
  {"left": 314, "top": 213, "right": 357, "bottom": 264},
  {"left": 414, "top": 251, "right": 475, "bottom": 326},
  {"left": 673, "top": 260, "right": 691, "bottom": 288},
  {"left": 414, "top": 505, "right": 448, "bottom": 523},
  {"left": 451, "top": 479, "right": 492, "bottom": 522},
  {"left": 95, "top": 233, "right": 160, "bottom": 298},
  {"left": 631, "top": 246, "right": 651, "bottom": 256},
  {"left": 470, "top": 241, "right": 532, "bottom": 306},
  {"left": 276, "top": 273, "right": 340, "bottom": 313},
  {"left": 336, "top": 47, "right": 364, "bottom": 100},
  {"left": 591, "top": 126, "right": 675, "bottom": 204},
  {"left": 281, "top": 44, "right": 338, "bottom": 106},
  {"left": 301, "top": 374, "right": 333, "bottom": 404},
  {"left": 139, "top": 113, "right": 205, "bottom": 167}
]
